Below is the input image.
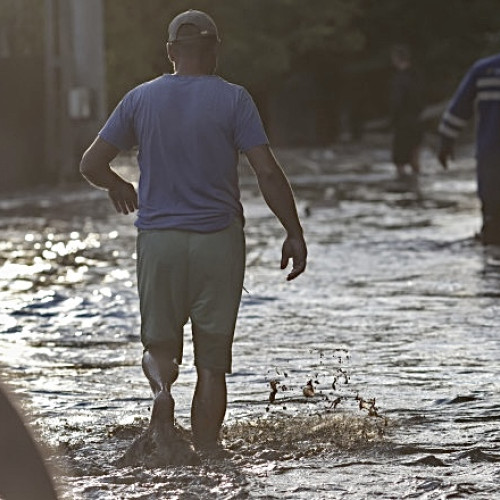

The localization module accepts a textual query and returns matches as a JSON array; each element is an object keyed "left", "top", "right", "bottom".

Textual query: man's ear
[{"left": 166, "top": 42, "right": 175, "bottom": 63}]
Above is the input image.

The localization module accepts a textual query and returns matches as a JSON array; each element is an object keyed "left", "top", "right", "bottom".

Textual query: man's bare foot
[
  {"left": 150, "top": 390, "right": 175, "bottom": 437},
  {"left": 117, "top": 391, "right": 200, "bottom": 467}
]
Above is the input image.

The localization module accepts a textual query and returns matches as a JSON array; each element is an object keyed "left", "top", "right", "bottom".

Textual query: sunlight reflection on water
[{"left": 1, "top": 145, "right": 500, "bottom": 498}]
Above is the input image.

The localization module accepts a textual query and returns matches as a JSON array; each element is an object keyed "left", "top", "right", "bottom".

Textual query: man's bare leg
[
  {"left": 142, "top": 347, "right": 178, "bottom": 430},
  {"left": 191, "top": 367, "right": 227, "bottom": 450},
  {"left": 128, "top": 348, "right": 200, "bottom": 465}
]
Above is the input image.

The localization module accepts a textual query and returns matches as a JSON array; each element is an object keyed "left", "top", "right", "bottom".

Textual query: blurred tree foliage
[
  {"left": 104, "top": 0, "right": 500, "bottom": 139},
  {"left": 104, "top": 0, "right": 363, "bottom": 107}
]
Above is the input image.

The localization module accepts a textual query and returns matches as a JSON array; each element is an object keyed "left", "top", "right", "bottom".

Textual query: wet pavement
[{"left": 1, "top": 138, "right": 499, "bottom": 499}]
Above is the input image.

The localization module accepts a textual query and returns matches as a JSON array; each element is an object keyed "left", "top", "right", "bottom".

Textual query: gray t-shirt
[{"left": 99, "top": 74, "right": 268, "bottom": 231}]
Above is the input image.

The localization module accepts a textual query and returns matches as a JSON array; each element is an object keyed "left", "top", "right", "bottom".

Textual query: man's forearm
[
  {"left": 256, "top": 168, "right": 304, "bottom": 238},
  {"left": 80, "top": 160, "right": 127, "bottom": 191},
  {"left": 80, "top": 145, "right": 138, "bottom": 214},
  {"left": 80, "top": 137, "right": 126, "bottom": 191}
]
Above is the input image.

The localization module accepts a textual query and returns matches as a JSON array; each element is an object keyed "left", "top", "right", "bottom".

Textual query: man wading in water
[{"left": 80, "top": 10, "right": 307, "bottom": 461}]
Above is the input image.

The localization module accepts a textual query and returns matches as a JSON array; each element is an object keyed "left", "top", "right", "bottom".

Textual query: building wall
[
  {"left": 0, "top": 56, "right": 45, "bottom": 189},
  {"left": 0, "top": 0, "right": 106, "bottom": 192},
  {"left": 0, "top": 0, "right": 46, "bottom": 190},
  {"left": 44, "top": 0, "right": 107, "bottom": 184}
]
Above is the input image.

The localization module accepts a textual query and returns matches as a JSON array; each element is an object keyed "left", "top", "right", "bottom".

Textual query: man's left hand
[{"left": 281, "top": 236, "right": 307, "bottom": 281}]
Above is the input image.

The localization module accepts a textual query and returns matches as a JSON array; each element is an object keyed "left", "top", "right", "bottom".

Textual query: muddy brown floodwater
[{"left": 1, "top": 139, "right": 499, "bottom": 499}]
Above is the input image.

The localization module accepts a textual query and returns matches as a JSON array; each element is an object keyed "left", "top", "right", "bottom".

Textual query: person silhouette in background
[
  {"left": 438, "top": 51, "right": 500, "bottom": 245},
  {"left": 0, "top": 383, "right": 59, "bottom": 499},
  {"left": 80, "top": 9, "right": 307, "bottom": 459},
  {"left": 390, "top": 44, "right": 425, "bottom": 177}
]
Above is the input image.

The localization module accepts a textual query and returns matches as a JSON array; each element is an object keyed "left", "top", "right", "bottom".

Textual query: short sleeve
[
  {"left": 98, "top": 91, "right": 137, "bottom": 151},
  {"left": 234, "top": 89, "right": 269, "bottom": 152}
]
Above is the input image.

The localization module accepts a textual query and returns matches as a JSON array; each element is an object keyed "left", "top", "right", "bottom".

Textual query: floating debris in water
[
  {"left": 356, "top": 394, "right": 382, "bottom": 418},
  {"left": 268, "top": 379, "right": 278, "bottom": 404},
  {"left": 302, "top": 379, "right": 315, "bottom": 398},
  {"left": 264, "top": 347, "right": 385, "bottom": 425}
]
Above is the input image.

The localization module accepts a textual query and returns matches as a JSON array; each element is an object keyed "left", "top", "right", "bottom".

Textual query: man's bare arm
[
  {"left": 80, "top": 137, "right": 138, "bottom": 214},
  {"left": 245, "top": 144, "right": 307, "bottom": 281}
]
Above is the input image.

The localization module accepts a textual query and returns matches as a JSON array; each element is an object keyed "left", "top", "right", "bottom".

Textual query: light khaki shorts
[{"left": 136, "top": 219, "right": 245, "bottom": 373}]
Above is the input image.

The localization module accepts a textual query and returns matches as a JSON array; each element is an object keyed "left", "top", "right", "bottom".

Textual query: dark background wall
[
  {"left": 0, "top": 57, "right": 46, "bottom": 189},
  {"left": 0, "top": 0, "right": 106, "bottom": 193}
]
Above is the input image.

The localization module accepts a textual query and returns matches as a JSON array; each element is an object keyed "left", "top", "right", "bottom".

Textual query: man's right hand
[
  {"left": 80, "top": 137, "right": 137, "bottom": 214},
  {"left": 108, "top": 180, "right": 138, "bottom": 214},
  {"left": 437, "top": 138, "right": 454, "bottom": 170}
]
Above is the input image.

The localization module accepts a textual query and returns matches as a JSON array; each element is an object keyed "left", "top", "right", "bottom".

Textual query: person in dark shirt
[{"left": 390, "top": 45, "right": 425, "bottom": 177}]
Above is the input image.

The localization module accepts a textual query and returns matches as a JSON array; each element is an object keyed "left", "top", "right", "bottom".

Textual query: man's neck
[
  {"left": 174, "top": 70, "right": 212, "bottom": 76},
  {"left": 174, "top": 62, "right": 214, "bottom": 76}
]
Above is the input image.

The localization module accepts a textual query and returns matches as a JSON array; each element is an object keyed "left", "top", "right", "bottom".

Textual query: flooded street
[{"left": 1, "top": 140, "right": 499, "bottom": 499}]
